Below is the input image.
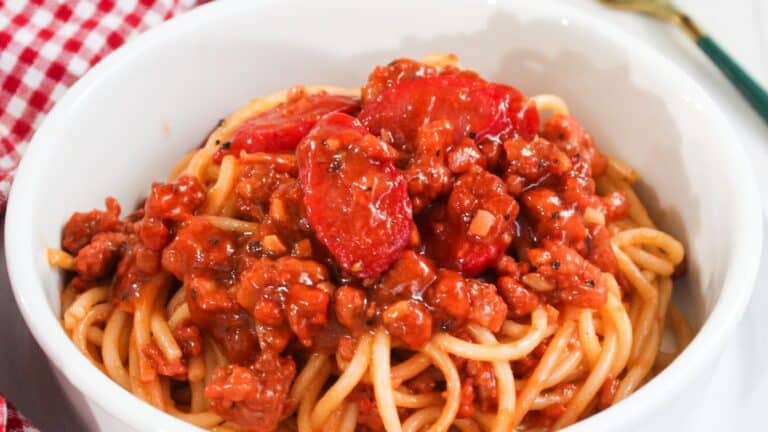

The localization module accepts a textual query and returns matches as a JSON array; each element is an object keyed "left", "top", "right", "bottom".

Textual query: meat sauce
[{"left": 61, "top": 58, "right": 629, "bottom": 431}]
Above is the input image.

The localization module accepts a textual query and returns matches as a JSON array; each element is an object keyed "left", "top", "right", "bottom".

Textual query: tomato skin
[
  {"left": 361, "top": 58, "right": 440, "bottom": 105},
  {"left": 215, "top": 92, "right": 359, "bottom": 162},
  {"left": 297, "top": 113, "right": 413, "bottom": 278},
  {"left": 358, "top": 72, "right": 539, "bottom": 151}
]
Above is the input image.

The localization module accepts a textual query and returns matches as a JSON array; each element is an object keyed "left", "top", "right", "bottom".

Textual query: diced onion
[
  {"left": 263, "top": 234, "right": 287, "bottom": 255},
  {"left": 522, "top": 273, "right": 554, "bottom": 292},
  {"left": 468, "top": 209, "right": 495, "bottom": 237}
]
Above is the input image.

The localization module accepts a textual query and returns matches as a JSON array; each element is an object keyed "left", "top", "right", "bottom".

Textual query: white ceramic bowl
[{"left": 6, "top": 0, "right": 763, "bottom": 431}]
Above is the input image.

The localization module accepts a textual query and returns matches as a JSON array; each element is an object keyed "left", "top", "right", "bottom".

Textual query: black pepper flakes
[
  {"left": 329, "top": 155, "right": 343, "bottom": 173},
  {"left": 221, "top": 141, "right": 231, "bottom": 150},
  {"left": 247, "top": 241, "right": 263, "bottom": 255},
  {"left": 551, "top": 259, "right": 561, "bottom": 270},
  {"left": 468, "top": 131, "right": 477, "bottom": 139},
  {"left": 585, "top": 279, "right": 595, "bottom": 287}
]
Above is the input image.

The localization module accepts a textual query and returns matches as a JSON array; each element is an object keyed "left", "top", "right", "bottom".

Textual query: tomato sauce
[{"left": 61, "top": 57, "right": 632, "bottom": 431}]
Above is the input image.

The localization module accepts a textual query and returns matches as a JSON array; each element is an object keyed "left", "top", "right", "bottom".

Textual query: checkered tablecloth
[
  {"left": 0, "top": 0, "right": 201, "bottom": 211},
  {"left": 0, "top": 2, "right": 203, "bottom": 428},
  {"left": 0, "top": 393, "right": 38, "bottom": 432}
]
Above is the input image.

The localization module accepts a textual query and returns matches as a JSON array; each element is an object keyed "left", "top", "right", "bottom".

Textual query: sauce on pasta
[{"left": 50, "top": 55, "right": 692, "bottom": 432}]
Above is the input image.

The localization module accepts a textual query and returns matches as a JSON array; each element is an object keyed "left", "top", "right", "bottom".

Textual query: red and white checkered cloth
[
  {"left": 0, "top": 3, "right": 204, "bottom": 429},
  {"left": 0, "top": 394, "right": 38, "bottom": 432},
  {"left": 0, "top": 0, "right": 202, "bottom": 210}
]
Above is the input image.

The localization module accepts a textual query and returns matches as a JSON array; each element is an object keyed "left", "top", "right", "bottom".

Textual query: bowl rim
[{"left": 5, "top": 0, "right": 763, "bottom": 431}]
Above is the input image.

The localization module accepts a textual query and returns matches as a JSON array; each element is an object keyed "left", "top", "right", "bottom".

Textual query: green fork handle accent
[{"left": 696, "top": 35, "right": 768, "bottom": 125}]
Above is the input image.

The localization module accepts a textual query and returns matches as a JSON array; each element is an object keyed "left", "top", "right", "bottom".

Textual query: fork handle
[{"left": 695, "top": 35, "right": 768, "bottom": 125}]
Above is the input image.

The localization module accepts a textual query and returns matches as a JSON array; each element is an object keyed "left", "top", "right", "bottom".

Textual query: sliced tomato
[
  {"left": 358, "top": 72, "right": 539, "bottom": 152},
  {"left": 297, "top": 113, "right": 412, "bottom": 278},
  {"left": 214, "top": 92, "right": 359, "bottom": 162},
  {"left": 361, "top": 58, "right": 440, "bottom": 105}
]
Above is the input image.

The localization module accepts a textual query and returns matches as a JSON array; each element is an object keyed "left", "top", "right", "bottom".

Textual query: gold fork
[{"left": 599, "top": 0, "right": 768, "bottom": 125}]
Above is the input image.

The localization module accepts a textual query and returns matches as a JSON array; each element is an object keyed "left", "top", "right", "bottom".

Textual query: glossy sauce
[{"left": 61, "top": 58, "right": 631, "bottom": 431}]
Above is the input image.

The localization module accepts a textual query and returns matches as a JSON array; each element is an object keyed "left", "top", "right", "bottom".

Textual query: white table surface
[{"left": 1, "top": 1, "right": 766, "bottom": 430}]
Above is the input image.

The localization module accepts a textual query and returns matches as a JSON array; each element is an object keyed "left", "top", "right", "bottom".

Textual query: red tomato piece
[
  {"left": 297, "top": 113, "right": 413, "bottom": 278},
  {"left": 215, "top": 92, "right": 359, "bottom": 161},
  {"left": 361, "top": 58, "right": 440, "bottom": 104},
  {"left": 358, "top": 73, "right": 539, "bottom": 151}
]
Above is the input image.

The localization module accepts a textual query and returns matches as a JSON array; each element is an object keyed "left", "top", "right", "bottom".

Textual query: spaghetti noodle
[{"left": 50, "top": 55, "right": 692, "bottom": 431}]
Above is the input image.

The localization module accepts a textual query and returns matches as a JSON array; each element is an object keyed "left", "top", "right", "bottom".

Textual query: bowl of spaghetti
[{"left": 5, "top": 1, "right": 762, "bottom": 431}]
